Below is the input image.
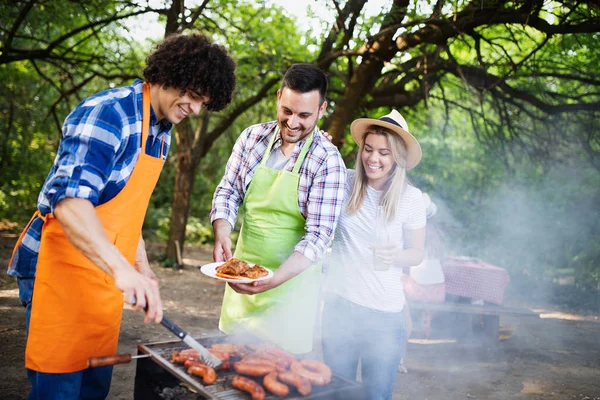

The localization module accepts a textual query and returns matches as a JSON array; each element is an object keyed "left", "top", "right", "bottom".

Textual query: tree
[
  {"left": 157, "top": 0, "right": 312, "bottom": 259},
  {"left": 312, "top": 0, "right": 600, "bottom": 170},
  {"left": 0, "top": 0, "right": 153, "bottom": 219}
]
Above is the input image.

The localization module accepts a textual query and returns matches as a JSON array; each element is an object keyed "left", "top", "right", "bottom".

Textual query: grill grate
[{"left": 134, "top": 334, "right": 364, "bottom": 400}]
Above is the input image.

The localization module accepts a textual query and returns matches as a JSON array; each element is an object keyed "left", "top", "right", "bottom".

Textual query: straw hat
[
  {"left": 422, "top": 193, "right": 438, "bottom": 219},
  {"left": 350, "top": 109, "right": 422, "bottom": 169}
]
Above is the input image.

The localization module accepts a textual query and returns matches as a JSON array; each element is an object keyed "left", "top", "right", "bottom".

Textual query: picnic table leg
[{"left": 472, "top": 314, "right": 500, "bottom": 345}]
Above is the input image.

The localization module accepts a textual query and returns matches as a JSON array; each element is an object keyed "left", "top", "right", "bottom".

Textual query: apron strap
[
  {"left": 8, "top": 210, "right": 44, "bottom": 268},
  {"left": 260, "top": 128, "right": 280, "bottom": 167},
  {"left": 291, "top": 131, "right": 314, "bottom": 174}
]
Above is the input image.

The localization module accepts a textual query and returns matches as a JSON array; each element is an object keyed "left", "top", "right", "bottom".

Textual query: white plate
[{"left": 200, "top": 261, "right": 273, "bottom": 283}]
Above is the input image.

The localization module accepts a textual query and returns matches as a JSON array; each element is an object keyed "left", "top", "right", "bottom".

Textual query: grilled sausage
[
  {"left": 171, "top": 350, "right": 198, "bottom": 364},
  {"left": 233, "top": 361, "right": 276, "bottom": 377},
  {"left": 187, "top": 364, "right": 217, "bottom": 385},
  {"left": 211, "top": 343, "right": 246, "bottom": 356},
  {"left": 185, "top": 359, "right": 231, "bottom": 371},
  {"left": 232, "top": 375, "right": 265, "bottom": 400},
  {"left": 263, "top": 372, "right": 289, "bottom": 397},
  {"left": 254, "top": 350, "right": 292, "bottom": 369},
  {"left": 208, "top": 348, "right": 231, "bottom": 361},
  {"left": 263, "top": 347, "right": 297, "bottom": 364},
  {"left": 290, "top": 360, "right": 332, "bottom": 386},
  {"left": 240, "top": 357, "right": 278, "bottom": 369},
  {"left": 278, "top": 370, "right": 312, "bottom": 396}
]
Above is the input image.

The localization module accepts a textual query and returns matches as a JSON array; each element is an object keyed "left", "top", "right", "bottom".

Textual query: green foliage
[
  {"left": 2, "top": 0, "right": 599, "bottom": 299},
  {"left": 0, "top": 0, "right": 146, "bottom": 223}
]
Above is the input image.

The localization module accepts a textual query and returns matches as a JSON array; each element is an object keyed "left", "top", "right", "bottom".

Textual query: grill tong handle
[{"left": 88, "top": 353, "right": 150, "bottom": 368}]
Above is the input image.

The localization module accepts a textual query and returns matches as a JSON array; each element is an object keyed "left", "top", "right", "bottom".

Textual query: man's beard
[{"left": 279, "top": 121, "right": 316, "bottom": 144}]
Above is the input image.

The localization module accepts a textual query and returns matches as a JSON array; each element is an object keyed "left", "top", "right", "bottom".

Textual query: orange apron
[{"left": 20, "top": 83, "right": 165, "bottom": 373}]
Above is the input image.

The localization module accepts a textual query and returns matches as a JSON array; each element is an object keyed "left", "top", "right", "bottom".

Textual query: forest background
[{"left": 1, "top": 0, "right": 599, "bottom": 309}]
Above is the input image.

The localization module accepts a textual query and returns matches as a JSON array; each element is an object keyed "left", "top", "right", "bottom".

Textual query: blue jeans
[
  {"left": 18, "top": 278, "right": 113, "bottom": 400},
  {"left": 321, "top": 294, "right": 407, "bottom": 400}
]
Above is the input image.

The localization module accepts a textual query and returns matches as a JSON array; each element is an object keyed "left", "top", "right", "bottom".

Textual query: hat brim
[{"left": 350, "top": 118, "right": 422, "bottom": 170}]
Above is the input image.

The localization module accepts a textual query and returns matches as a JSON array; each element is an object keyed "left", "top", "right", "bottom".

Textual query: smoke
[{"left": 454, "top": 161, "right": 600, "bottom": 308}]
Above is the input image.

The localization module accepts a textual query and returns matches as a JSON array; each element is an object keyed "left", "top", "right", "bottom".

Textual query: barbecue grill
[{"left": 133, "top": 334, "right": 365, "bottom": 399}]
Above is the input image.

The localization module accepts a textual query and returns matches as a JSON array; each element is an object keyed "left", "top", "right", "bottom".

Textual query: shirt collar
[{"left": 133, "top": 79, "right": 173, "bottom": 131}]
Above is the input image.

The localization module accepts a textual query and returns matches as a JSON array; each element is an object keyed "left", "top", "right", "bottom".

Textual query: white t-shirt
[{"left": 324, "top": 170, "right": 426, "bottom": 312}]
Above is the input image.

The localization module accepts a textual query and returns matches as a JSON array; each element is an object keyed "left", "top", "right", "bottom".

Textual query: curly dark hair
[{"left": 143, "top": 33, "right": 236, "bottom": 112}]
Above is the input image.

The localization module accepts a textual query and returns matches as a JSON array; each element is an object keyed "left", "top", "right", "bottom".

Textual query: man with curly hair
[{"left": 8, "top": 33, "right": 236, "bottom": 399}]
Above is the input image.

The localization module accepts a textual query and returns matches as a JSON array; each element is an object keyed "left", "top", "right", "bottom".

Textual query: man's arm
[
  {"left": 210, "top": 126, "right": 255, "bottom": 261},
  {"left": 212, "top": 219, "right": 233, "bottom": 262},
  {"left": 294, "top": 150, "right": 346, "bottom": 262},
  {"left": 135, "top": 235, "right": 159, "bottom": 283},
  {"left": 54, "top": 198, "right": 162, "bottom": 323},
  {"left": 228, "top": 251, "right": 311, "bottom": 294}
]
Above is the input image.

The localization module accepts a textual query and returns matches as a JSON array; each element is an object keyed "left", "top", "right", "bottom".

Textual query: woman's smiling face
[{"left": 361, "top": 133, "right": 395, "bottom": 190}]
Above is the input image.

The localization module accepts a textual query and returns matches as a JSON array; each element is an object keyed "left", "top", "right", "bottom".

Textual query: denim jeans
[
  {"left": 26, "top": 367, "right": 113, "bottom": 400},
  {"left": 321, "top": 294, "right": 407, "bottom": 400},
  {"left": 18, "top": 278, "right": 113, "bottom": 400}
]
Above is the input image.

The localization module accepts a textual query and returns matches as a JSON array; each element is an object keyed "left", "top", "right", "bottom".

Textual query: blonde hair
[{"left": 346, "top": 125, "right": 408, "bottom": 220}]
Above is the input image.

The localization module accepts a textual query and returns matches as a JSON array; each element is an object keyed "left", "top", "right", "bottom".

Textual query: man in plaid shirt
[{"left": 211, "top": 64, "right": 346, "bottom": 353}]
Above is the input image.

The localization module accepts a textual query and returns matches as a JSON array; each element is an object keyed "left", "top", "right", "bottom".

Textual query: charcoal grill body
[{"left": 133, "top": 335, "right": 365, "bottom": 400}]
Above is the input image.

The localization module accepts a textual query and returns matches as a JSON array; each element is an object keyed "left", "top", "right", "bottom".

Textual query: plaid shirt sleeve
[
  {"left": 294, "top": 149, "right": 346, "bottom": 263},
  {"left": 210, "top": 126, "right": 251, "bottom": 229},
  {"left": 44, "top": 103, "right": 124, "bottom": 211}
]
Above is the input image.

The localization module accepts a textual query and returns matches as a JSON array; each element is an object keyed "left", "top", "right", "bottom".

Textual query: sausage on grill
[
  {"left": 184, "top": 359, "right": 231, "bottom": 371},
  {"left": 278, "top": 370, "right": 312, "bottom": 396},
  {"left": 290, "top": 360, "right": 332, "bottom": 386},
  {"left": 263, "top": 372, "right": 289, "bottom": 397},
  {"left": 187, "top": 364, "right": 217, "bottom": 385},
  {"left": 171, "top": 350, "right": 198, "bottom": 364},
  {"left": 232, "top": 375, "right": 265, "bottom": 400},
  {"left": 233, "top": 361, "right": 276, "bottom": 377}
]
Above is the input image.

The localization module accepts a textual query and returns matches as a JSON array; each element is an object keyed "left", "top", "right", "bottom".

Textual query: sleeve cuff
[
  {"left": 210, "top": 210, "right": 236, "bottom": 230},
  {"left": 294, "top": 240, "right": 322, "bottom": 264}
]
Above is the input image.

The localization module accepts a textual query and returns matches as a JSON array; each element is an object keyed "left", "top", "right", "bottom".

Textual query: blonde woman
[{"left": 322, "top": 110, "right": 426, "bottom": 400}]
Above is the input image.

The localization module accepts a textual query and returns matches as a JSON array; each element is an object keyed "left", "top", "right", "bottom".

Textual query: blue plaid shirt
[{"left": 8, "top": 79, "right": 172, "bottom": 278}]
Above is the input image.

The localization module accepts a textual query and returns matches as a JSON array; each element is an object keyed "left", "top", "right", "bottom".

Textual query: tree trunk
[
  {"left": 326, "top": 0, "right": 410, "bottom": 145},
  {"left": 166, "top": 119, "right": 197, "bottom": 260},
  {"left": 164, "top": 76, "right": 279, "bottom": 260}
]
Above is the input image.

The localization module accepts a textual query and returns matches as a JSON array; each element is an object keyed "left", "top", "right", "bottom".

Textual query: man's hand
[
  {"left": 213, "top": 219, "right": 233, "bottom": 262},
  {"left": 228, "top": 252, "right": 312, "bottom": 295},
  {"left": 228, "top": 273, "right": 282, "bottom": 295},
  {"left": 114, "top": 261, "right": 163, "bottom": 324}
]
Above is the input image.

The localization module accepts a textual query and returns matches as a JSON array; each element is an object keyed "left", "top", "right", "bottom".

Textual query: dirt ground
[{"left": 1, "top": 236, "right": 599, "bottom": 400}]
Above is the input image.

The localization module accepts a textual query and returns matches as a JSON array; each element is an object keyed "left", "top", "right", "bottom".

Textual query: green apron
[{"left": 219, "top": 129, "right": 322, "bottom": 354}]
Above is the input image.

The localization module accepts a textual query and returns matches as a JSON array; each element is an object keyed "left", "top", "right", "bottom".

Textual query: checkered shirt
[{"left": 211, "top": 121, "right": 346, "bottom": 262}]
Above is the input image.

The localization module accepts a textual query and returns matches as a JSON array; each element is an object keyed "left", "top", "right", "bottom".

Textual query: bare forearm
[
  {"left": 213, "top": 218, "right": 232, "bottom": 238},
  {"left": 136, "top": 236, "right": 147, "bottom": 267},
  {"left": 273, "top": 252, "right": 313, "bottom": 286},
  {"left": 53, "top": 197, "right": 128, "bottom": 276},
  {"left": 395, "top": 248, "right": 425, "bottom": 269}
]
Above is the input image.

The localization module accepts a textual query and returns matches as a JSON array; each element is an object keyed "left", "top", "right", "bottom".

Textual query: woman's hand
[{"left": 372, "top": 242, "right": 400, "bottom": 264}]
